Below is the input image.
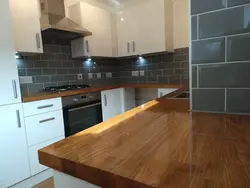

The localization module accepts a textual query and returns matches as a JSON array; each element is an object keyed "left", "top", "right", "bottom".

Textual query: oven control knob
[{"left": 73, "top": 98, "right": 79, "bottom": 102}]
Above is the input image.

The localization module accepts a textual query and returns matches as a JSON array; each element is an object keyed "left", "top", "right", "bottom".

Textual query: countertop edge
[{"left": 22, "top": 84, "right": 184, "bottom": 103}]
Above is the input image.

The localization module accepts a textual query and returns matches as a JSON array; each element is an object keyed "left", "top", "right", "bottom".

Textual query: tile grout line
[
  {"left": 196, "top": 64, "right": 199, "bottom": 88},
  {"left": 225, "top": 36, "right": 227, "bottom": 63},
  {"left": 192, "top": 32, "right": 250, "bottom": 42},
  {"left": 192, "top": 61, "right": 250, "bottom": 66},
  {"left": 197, "top": 15, "right": 199, "bottom": 40},
  {"left": 225, "top": 88, "right": 227, "bottom": 112},
  {"left": 193, "top": 88, "right": 250, "bottom": 90}
]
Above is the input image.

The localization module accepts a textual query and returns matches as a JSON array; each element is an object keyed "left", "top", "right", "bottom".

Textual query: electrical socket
[
  {"left": 77, "top": 74, "right": 83, "bottom": 80},
  {"left": 19, "top": 76, "right": 33, "bottom": 84},
  {"left": 97, "top": 73, "right": 102, "bottom": 79},
  {"left": 88, "top": 73, "right": 93, "bottom": 79},
  {"left": 132, "top": 71, "right": 139, "bottom": 76},
  {"left": 139, "top": 71, "right": 145, "bottom": 76},
  {"left": 106, "top": 72, "right": 112, "bottom": 78}
]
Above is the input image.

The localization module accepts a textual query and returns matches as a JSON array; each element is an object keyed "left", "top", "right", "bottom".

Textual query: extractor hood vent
[{"left": 40, "top": 0, "right": 92, "bottom": 40}]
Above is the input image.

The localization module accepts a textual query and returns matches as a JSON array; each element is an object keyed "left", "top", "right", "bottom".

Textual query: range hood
[{"left": 40, "top": 0, "right": 92, "bottom": 39}]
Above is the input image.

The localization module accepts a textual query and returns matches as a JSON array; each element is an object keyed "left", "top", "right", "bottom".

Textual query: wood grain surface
[
  {"left": 22, "top": 84, "right": 183, "bottom": 102},
  {"left": 39, "top": 98, "right": 250, "bottom": 187}
]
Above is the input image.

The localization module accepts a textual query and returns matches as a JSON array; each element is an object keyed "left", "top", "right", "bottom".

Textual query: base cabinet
[
  {"left": 101, "top": 88, "right": 135, "bottom": 121},
  {"left": 29, "top": 136, "right": 64, "bottom": 176},
  {"left": 23, "top": 98, "right": 65, "bottom": 176},
  {"left": 0, "top": 103, "right": 30, "bottom": 188}
]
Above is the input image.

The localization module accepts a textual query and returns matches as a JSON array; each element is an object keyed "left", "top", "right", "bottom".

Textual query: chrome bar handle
[
  {"left": 104, "top": 94, "right": 107, "bottom": 107},
  {"left": 12, "top": 80, "right": 18, "bottom": 99},
  {"left": 36, "top": 33, "right": 41, "bottom": 49},
  {"left": 127, "top": 42, "right": 130, "bottom": 53},
  {"left": 86, "top": 40, "right": 89, "bottom": 53},
  {"left": 37, "top": 104, "right": 54, "bottom": 109},
  {"left": 16, "top": 110, "right": 21, "bottom": 128},
  {"left": 132, "top": 41, "right": 135, "bottom": 53},
  {"left": 39, "top": 117, "right": 55, "bottom": 124}
]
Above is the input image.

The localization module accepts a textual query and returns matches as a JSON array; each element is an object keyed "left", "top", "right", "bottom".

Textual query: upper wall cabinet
[
  {"left": 117, "top": 0, "right": 174, "bottom": 57},
  {"left": 0, "top": 0, "right": 21, "bottom": 106},
  {"left": 9, "top": 0, "right": 43, "bottom": 54},
  {"left": 69, "top": 2, "right": 116, "bottom": 58}
]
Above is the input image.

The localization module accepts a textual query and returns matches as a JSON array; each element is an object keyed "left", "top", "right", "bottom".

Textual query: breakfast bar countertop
[
  {"left": 38, "top": 96, "right": 250, "bottom": 188},
  {"left": 22, "top": 84, "right": 184, "bottom": 102}
]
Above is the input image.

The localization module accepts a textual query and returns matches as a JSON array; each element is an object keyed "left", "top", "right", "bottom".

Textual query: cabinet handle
[
  {"left": 37, "top": 104, "right": 54, "bottom": 109},
  {"left": 132, "top": 41, "right": 135, "bottom": 53},
  {"left": 86, "top": 40, "right": 89, "bottom": 53},
  {"left": 39, "top": 117, "right": 55, "bottom": 124},
  {"left": 16, "top": 110, "right": 21, "bottom": 128},
  {"left": 12, "top": 80, "right": 18, "bottom": 99},
  {"left": 127, "top": 42, "right": 130, "bottom": 53},
  {"left": 36, "top": 33, "right": 41, "bottom": 49},
  {"left": 104, "top": 94, "right": 107, "bottom": 107}
]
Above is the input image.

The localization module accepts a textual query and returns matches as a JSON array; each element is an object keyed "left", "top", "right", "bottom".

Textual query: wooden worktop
[
  {"left": 38, "top": 96, "right": 250, "bottom": 187},
  {"left": 22, "top": 84, "right": 183, "bottom": 102}
]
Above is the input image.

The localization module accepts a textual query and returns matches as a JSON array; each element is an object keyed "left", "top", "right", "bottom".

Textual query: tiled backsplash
[
  {"left": 117, "top": 48, "right": 189, "bottom": 86},
  {"left": 17, "top": 38, "right": 189, "bottom": 95},
  {"left": 191, "top": 0, "right": 250, "bottom": 114}
]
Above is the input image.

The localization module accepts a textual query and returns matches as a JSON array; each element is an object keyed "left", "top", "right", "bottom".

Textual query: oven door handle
[{"left": 68, "top": 102, "right": 101, "bottom": 112}]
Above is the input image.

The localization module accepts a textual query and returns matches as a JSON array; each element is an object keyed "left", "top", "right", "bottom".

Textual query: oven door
[{"left": 63, "top": 100, "right": 103, "bottom": 137}]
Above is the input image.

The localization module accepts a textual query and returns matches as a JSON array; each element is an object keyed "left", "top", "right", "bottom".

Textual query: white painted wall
[{"left": 173, "top": 0, "right": 189, "bottom": 49}]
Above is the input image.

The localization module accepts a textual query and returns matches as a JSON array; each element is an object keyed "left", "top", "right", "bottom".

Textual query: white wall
[
  {"left": 64, "top": 0, "right": 116, "bottom": 16},
  {"left": 173, "top": 0, "right": 189, "bottom": 49}
]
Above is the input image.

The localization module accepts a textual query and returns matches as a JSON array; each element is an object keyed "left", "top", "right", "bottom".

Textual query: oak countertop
[
  {"left": 38, "top": 94, "right": 250, "bottom": 187},
  {"left": 22, "top": 84, "right": 183, "bottom": 103}
]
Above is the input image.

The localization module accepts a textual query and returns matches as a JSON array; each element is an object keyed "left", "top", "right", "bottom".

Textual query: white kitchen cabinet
[
  {"left": 117, "top": 0, "right": 173, "bottom": 56},
  {"left": 0, "top": 104, "right": 30, "bottom": 188},
  {"left": 25, "top": 110, "right": 65, "bottom": 146},
  {"left": 29, "top": 136, "right": 64, "bottom": 176},
  {"left": 23, "top": 98, "right": 62, "bottom": 117},
  {"left": 101, "top": 88, "right": 135, "bottom": 121},
  {"left": 0, "top": 0, "right": 21, "bottom": 106},
  {"left": 69, "top": 2, "right": 114, "bottom": 57},
  {"left": 158, "top": 88, "right": 177, "bottom": 98},
  {"left": 9, "top": 0, "right": 43, "bottom": 54},
  {"left": 101, "top": 88, "right": 122, "bottom": 121}
]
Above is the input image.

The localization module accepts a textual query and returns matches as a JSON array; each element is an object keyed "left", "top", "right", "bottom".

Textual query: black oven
[{"left": 62, "top": 92, "right": 103, "bottom": 137}]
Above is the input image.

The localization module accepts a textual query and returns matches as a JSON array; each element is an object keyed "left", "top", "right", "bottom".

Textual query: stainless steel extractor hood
[{"left": 40, "top": 0, "right": 92, "bottom": 39}]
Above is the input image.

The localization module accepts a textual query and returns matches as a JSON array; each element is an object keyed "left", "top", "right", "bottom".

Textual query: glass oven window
[{"left": 68, "top": 102, "right": 102, "bottom": 136}]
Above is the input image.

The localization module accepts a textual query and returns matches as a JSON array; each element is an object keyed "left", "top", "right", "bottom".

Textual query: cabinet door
[
  {"left": 117, "top": 8, "right": 139, "bottom": 56},
  {"left": 136, "top": 0, "right": 166, "bottom": 54},
  {"left": 101, "top": 89, "right": 122, "bottom": 121},
  {"left": 9, "top": 0, "right": 43, "bottom": 53},
  {"left": 0, "top": 104, "right": 30, "bottom": 188},
  {"left": 69, "top": 3, "right": 113, "bottom": 57},
  {"left": 0, "top": 0, "right": 21, "bottom": 106},
  {"left": 29, "top": 136, "right": 64, "bottom": 176},
  {"left": 117, "top": 0, "right": 170, "bottom": 56}
]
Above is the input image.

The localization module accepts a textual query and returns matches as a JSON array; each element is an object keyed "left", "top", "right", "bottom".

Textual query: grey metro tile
[
  {"left": 192, "top": 38, "right": 225, "bottom": 64},
  {"left": 192, "top": 16, "right": 197, "bottom": 40},
  {"left": 228, "top": 0, "right": 250, "bottom": 7},
  {"left": 191, "top": 0, "right": 226, "bottom": 15},
  {"left": 198, "top": 62, "right": 250, "bottom": 88},
  {"left": 227, "top": 34, "right": 250, "bottom": 62},
  {"left": 199, "top": 5, "right": 250, "bottom": 39},
  {"left": 192, "top": 89, "right": 225, "bottom": 112},
  {"left": 227, "top": 89, "right": 250, "bottom": 113},
  {"left": 192, "top": 66, "right": 197, "bottom": 88}
]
